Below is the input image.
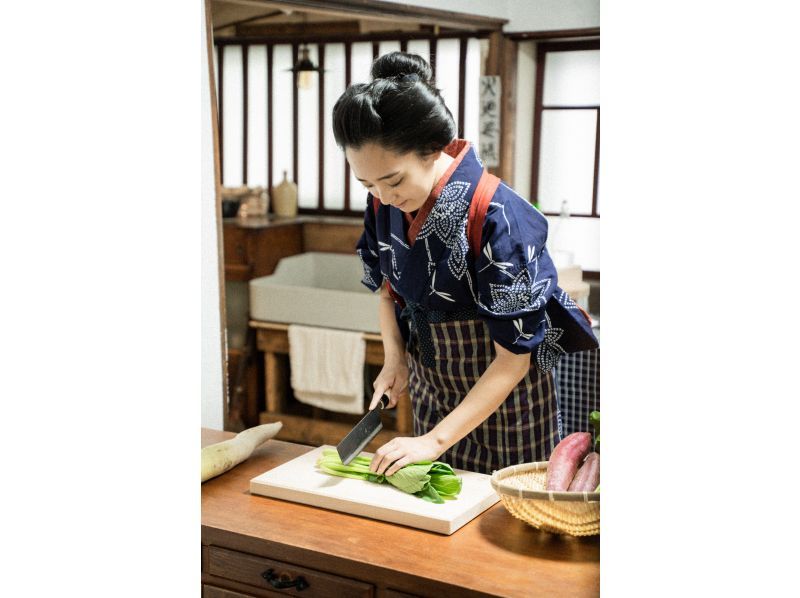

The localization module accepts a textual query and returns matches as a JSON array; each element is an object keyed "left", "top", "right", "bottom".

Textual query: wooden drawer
[
  {"left": 223, "top": 225, "right": 251, "bottom": 266},
  {"left": 207, "top": 546, "right": 373, "bottom": 598},
  {"left": 203, "top": 585, "right": 258, "bottom": 598}
]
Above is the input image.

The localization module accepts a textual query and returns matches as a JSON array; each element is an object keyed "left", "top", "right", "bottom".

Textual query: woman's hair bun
[
  {"left": 332, "top": 51, "right": 454, "bottom": 155},
  {"left": 371, "top": 51, "right": 432, "bottom": 84}
]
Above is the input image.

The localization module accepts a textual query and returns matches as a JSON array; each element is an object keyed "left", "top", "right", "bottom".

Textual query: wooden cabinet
[{"left": 223, "top": 220, "right": 304, "bottom": 283}]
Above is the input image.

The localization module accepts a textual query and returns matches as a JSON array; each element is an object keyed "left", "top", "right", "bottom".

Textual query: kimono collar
[{"left": 405, "top": 139, "right": 472, "bottom": 244}]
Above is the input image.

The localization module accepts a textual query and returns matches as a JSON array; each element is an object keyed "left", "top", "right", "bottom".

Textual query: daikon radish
[{"left": 201, "top": 422, "right": 282, "bottom": 482}]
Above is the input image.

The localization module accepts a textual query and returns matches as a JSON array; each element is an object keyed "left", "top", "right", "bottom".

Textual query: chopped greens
[{"left": 316, "top": 449, "right": 463, "bottom": 504}]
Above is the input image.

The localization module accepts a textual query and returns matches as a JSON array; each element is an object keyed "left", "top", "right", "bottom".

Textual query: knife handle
[{"left": 377, "top": 394, "right": 389, "bottom": 410}]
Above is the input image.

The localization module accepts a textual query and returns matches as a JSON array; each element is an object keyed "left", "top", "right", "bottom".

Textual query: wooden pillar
[
  {"left": 264, "top": 349, "right": 287, "bottom": 414},
  {"left": 485, "top": 32, "right": 517, "bottom": 186}
]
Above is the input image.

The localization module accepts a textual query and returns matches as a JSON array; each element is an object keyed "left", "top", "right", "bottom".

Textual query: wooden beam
[
  {"left": 214, "top": 9, "right": 283, "bottom": 32},
  {"left": 217, "top": 44, "right": 224, "bottom": 184},
  {"left": 457, "top": 37, "right": 466, "bottom": 138},
  {"left": 344, "top": 41, "right": 352, "bottom": 212},
  {"left": 429, "top": 37, "right": 437, "bottom": 82},
  {"left": 242, "top": 44, "right": 248, "bottom": 184},
  {"left": 235, "top": 19, "right": 360, "bottom": 38},
  {"left": 215, "top": 30, "right": 492, "bottom": 46},
  {"left": 235, "top": 0, "right": 507, "bottom": 31},
  {"left": 485, "top": 31, "right": 517, "bottom": 185},
  {"left": 292, "top": 42, "right": 299, "bottom": 186},
  {"left": 592, "top": 107, "right": 600, "bottom": 217},
  {"left": 317, "top": 43, "right": 325, "bottom": 211},
  {"left": 530, "top": 42, "right": 546, "bottom": 203},
  {"left": 507, "top": 28, "right": 600, "bottom": 41},
  {"left": 267, "top": 43, "right": 274, "bottom": 200}
]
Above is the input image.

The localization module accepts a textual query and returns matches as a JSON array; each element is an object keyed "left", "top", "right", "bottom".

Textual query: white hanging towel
[{"left": 287, "top": 324, "right": 366, "bottom": 415}]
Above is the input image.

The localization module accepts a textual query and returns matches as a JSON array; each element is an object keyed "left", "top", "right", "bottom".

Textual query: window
[
  {"left": 215, "top": 34, "right": 486, "bottom": 217},
  {"left": 532, "top": 40, "right": 600, "bottom": 218}
]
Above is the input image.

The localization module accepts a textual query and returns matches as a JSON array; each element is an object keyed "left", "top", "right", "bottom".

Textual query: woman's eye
[{"left": 389, "top": 178, "right": 404, "bottom": 188}]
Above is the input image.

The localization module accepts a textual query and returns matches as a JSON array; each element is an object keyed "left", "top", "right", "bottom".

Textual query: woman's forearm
[
  {"left": 426, "top": 343, "right": 531, "bottom": 454},
  {"left": 378, "top": 284, "right": 406, "bottom": 363}
]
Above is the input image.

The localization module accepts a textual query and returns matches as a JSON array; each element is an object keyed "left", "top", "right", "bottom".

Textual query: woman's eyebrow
[{"left": 356, "top": 171, "right": 400, "bottom": 183}]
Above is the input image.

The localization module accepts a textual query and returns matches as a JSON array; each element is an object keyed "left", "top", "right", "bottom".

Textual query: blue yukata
[{"left": 356, "top": 140, "right": 599, "bottom": 474}]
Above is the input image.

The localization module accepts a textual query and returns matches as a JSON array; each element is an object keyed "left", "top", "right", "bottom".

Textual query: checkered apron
[
  {"left": 402, "top": 302, "right": 561, "bottom": 475},
  {"left": 554, "top": 348, "right": 600, "bottom": 437}
]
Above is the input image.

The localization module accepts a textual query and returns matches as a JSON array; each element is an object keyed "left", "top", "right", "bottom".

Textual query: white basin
[{"left": 249, "top": 252, "right": 381, "bottom": 333}]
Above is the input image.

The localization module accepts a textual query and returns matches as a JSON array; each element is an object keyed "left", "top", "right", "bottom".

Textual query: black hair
[{"left": 332, "top": 52, "right": 456, "bottom": 156}]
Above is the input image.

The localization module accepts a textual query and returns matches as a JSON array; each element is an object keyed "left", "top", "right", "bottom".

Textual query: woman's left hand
[{"left": 369, "top": 434, "right": 443, "bottom": 477}]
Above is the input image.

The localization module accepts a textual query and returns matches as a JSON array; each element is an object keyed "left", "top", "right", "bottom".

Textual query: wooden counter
[{"left": 202, "top": 429, "right": 599, "bottom": 598}]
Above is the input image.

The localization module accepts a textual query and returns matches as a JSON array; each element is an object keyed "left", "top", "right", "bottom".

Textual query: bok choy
[{"left": 316, "top": 449, "right": 462, "bottom": 504}]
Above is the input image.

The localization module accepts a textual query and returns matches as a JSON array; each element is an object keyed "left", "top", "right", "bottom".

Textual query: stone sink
[{"left": 249, "top": 252, "right": 381, "bottom": 333}]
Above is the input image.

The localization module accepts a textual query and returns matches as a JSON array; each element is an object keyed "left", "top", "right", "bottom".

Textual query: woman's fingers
[
  {"left": 384, "top": 389, "right": 398, "bottom": 409},
  {"left": 369, "top": 440, "right": 395, "bottom": 473},
  {"left": 369, "top": 385, "right": 389, "bottom": 410},
  {"left": 385, "top": 455, "right": 412, "bottom": 477},
  {"left": 374, "top": 448, "right": 405, "bottom": 476}
]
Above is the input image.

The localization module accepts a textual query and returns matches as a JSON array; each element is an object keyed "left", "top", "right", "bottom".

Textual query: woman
[{"left": 332, "top": 52, "right": 598, "bottom": 476}]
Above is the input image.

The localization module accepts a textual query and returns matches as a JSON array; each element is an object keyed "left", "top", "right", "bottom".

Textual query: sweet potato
[
  {"left": 546, "top": 432, "right": 592, "bottom": 491},
  {"left": 567, "top": 452, "right": 600, "bottom": 492}
]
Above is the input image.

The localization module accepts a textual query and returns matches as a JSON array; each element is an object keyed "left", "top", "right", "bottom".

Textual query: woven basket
[{"left": 491, "top": 461, "right": 600, "bottom": 536}]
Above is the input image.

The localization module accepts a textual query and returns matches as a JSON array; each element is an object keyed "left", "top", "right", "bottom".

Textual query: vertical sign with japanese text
[{"left": 479, "top": 75, "right": 501, "bottom": 168}]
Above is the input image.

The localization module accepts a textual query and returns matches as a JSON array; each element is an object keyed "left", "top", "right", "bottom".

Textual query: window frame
[{"left": 530, "top": 39, "right": 600, "bottom": 218}]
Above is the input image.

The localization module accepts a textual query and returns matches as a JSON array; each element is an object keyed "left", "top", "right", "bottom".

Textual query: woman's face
[{"left": 346, "top": 143, "right": 440, "bottom": 213}]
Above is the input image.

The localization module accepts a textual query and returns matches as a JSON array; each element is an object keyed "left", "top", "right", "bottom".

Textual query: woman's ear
[{"left": 423, "top": 150, "right": 442, "bottom": 166}]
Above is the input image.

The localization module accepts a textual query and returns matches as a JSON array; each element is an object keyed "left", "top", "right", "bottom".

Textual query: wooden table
[{"left": 202, "top": 428, "right": 600, "bottom": 598}]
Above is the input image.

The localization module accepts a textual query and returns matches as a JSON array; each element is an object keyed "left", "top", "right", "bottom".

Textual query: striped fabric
[
  {"left": 554, "top": 348, "right": 600, "bottom": 437},
  {"left": 406, "top": 317, "right": 561, "bottom": 475}
]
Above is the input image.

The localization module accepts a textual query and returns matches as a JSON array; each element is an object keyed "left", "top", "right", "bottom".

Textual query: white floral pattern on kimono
[
  {"left": 536, "top": 314, "right": 566, "bottom": 372},
  {"left": 356, "top": 248, "right": 378, "bottom": 289},
  {"left": 415, "top": 181, "right": 472, "bottom": 280},
  {"left": 484, "top": 264, "right": 551, "bottom": 315}
]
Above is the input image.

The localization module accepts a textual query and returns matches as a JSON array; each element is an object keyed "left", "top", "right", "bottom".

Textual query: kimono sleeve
[
  {"left": 474, "top": 196, "right": 556, "bottom": 357},
  {"left": 355, "top": 194, "right": 383, "bottom": 293}
]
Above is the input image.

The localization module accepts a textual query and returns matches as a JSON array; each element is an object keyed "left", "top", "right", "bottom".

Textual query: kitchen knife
[{"left": 336, "top": 395, "right": 390, "bottom": 465}]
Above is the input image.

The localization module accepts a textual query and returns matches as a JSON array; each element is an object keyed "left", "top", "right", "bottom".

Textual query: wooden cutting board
[{"left": 249, "top": 445, "right": 499, "bottom": 535}]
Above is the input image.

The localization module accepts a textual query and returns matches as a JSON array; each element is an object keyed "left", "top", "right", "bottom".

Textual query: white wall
[
  {"left": 505, "top": 0, "right": 599, "bottom": 32},
  {"left": 386, "top": 0, "right": 510, "bottom": 20},
  {"left": 381, "top": 0, "right": 599, "bottom": 32},
  {"left": 201, "top": 5, "right": 225, "bottom": 431}
]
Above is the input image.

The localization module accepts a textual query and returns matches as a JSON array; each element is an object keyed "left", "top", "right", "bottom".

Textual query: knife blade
[{"left": 336, "top": 395, "right": 389, "bottom": 465}]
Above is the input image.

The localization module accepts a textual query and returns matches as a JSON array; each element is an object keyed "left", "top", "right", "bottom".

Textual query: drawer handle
[{"left": 261, "top": 568, "right": 310, "bottom": 591}]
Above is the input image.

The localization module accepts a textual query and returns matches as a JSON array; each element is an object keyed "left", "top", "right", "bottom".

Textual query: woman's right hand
[{"left": 369, "top": 357, "right": 410, "bottom": 410}]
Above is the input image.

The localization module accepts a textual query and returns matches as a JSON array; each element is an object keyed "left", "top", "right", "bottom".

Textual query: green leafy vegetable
[
  {"left": 316, "top": 449, "right": 462, "bottom": 504},
  {"left": 589, "top": 410, "right": 600, "bottom": 453}
]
